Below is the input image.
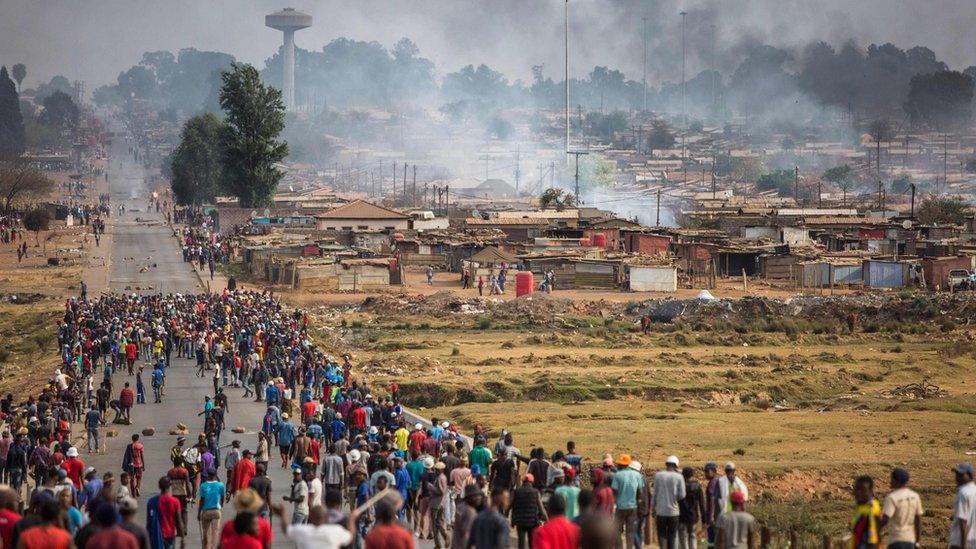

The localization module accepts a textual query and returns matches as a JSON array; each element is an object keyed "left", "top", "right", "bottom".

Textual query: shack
[
  {"left": 627, "top": 264, "right": 678, "bottom": 292},
  {"left": 862, "top": 259, "right": 912, "bottom": 289},
  {"left": 462, "top": 246, "right": 519, "bottom": 279},
  {"left": 921, "top": 256, "right": 974, "bottom": 290}
]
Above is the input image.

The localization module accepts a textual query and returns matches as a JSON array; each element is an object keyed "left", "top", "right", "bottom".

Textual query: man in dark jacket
[
  {"left": 679, "top": 467, "right": 706, "bottom": 549},
  {"left": 510, "top": 474, "right": 547, "bottom": 549},
  {"left": 451, "top": 484, "right": 485, "bottom": 549}
]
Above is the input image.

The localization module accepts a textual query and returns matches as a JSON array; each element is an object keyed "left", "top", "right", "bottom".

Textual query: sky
[{"left": 1, "top": 0, "right": 974, "bottom": 90}]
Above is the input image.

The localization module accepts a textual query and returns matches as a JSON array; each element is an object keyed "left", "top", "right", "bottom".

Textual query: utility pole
[
  {"left": 818, "top": 180, "right": 822, "bottom": 209},
  {"left": 794, "top": 165, "right": 799, "bottom": 205},
  {"left": 567, "top": 150, "right": 588, "bottom": 205},
  {"left": 565, "top": 0, "right": 570, "bottom": 158},
  {"left": 412, "top": 164, "right": 417, "bottom": 207},
  {"left": 514, "top": 145, "right": 521, "bottom": 198},
  {"left": 642, "top": 16, "right": 648, "bottom": 112},
  {"left": 378, "top": 160, "right": 382, "bottom": 195},
  {"left": 392, "top": 161, "right": 397, "bottom": 199},
  {"left": 710, "top": 24, "right": 717, "bottom": 111},
  {"left": 656, "top": 188, "right": 661, "bottom": 226},
  {"left": 711, "top": 153, "right": 716, "bottom": 199},
  {"left": 550, "top": 161, "right": 555, "bottom": 188},
  {"left": 403, "top": 163, "right": 408, "bottom": 204},
  {"left": 878, "top": 180, "right": 883, "bottom": 210},
  {"left": 944, "top": 132, "right": 949, "bottom": 195},
  {"left": 910, "top": 183, "right": 916, "bottom": 220},
  {"left": 681, "top": 11, "right": 688, "bottom": 147}
]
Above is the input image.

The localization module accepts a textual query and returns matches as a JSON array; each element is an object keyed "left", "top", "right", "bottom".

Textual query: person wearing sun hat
[
  {"left": 220, "top": 487, "right": 273, "bottom": 547},
  {"left": 612, "top": 453, "right": 644, "bottom": 548}
]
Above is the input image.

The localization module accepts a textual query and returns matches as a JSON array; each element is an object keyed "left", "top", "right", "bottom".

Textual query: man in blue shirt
[
  {"left": 85, "top": 405, "right": 102, "bottom": 453},
  {"left": 151, "top": 366, "right": 164, "bottom": 403},
  {"left": 197, "top": 470, "right": 225, "bottom": 549},
  {"left": 277, "top": 414, "right": 296, "bottom": 468}
]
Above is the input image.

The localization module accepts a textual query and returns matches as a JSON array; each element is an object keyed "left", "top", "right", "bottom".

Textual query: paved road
[{"left": 78, "top": 129, "right": 300, "bottom": 547}]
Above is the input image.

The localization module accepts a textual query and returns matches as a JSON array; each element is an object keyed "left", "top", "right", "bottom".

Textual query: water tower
[{"left": 265, "top": 8, "right": 312, "bottom": 110}]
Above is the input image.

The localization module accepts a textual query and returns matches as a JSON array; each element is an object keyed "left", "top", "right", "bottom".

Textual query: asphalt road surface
[
  {"left": 84, "top": 127, "right": 439, "bottom": 549},
  {"left": 81, "top": 130, "right": 302, "bottom": 547}
]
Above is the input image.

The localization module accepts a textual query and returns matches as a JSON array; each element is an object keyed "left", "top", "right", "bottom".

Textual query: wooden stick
[{"left": 352, "top": 487, "right": 394, "bottom": 515}]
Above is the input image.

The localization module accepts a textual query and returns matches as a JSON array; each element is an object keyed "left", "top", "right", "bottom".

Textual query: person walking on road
[{"left": 198, "top": 470, "right": 226, "bottom": 549}]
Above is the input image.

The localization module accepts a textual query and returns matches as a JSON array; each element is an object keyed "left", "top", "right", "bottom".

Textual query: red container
[
  {"left": 515, "top": 271, "right": 534, "bottom": 297},
  {"left": 579, "top": 237, "right": 591, "bottom": 247},
  {"left": 593, "top": 233, "right": 607, "bottom": 248}
]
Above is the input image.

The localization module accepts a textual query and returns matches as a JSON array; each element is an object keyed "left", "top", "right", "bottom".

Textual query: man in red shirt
[
  {"left": 61, "top": 447, "right": 85, "bottom": 489},
  {"left": 119, "top": 382, "right": 135, "bottom": 422},
  {"left": 231, "top": 449, "right": 257, "bottom": 495},
  {"left": 532, "top": 494, "right": 579, "bottom": 549},
  {"left": 350, "top": 404, "right": 367, "bottom": 439},
  {"left": 301, "top": 399, "right": 316, "bottom": 423},
  {"left": 364, "top": 493, "right": 413, "bottom": 549},
  {"left": 155, "top": 477, "right": 185, "bottom": 548},
  {"left": 0, "top": 486, "right": 21, "bottom": 549},
  {"left": 123, "top": 434, "right": 145, "bottom": 496},
  {"left": 125, "top": 341, "right": 137, "bottom": 374},
  {"left": 408, "top": 424, "right": 426, "bottom": 454}
]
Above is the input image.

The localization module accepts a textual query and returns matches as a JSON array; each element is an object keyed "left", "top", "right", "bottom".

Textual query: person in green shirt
[
  {"left": 468, "top": 436, "right": 493, "bottom": 475},
  {"left": 404, "top": 450, "right": 427, "bottom": 536},
  {"left": 554, "top": 468, "right": 582, "bottom": 520}
]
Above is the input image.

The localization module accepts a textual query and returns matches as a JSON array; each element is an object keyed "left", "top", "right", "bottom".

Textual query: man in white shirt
[
  {"left": 272, "top": 503, "right": 358, "bottom": 549},
  {"left": 653, "top": 455, "right": 687, "bottom": 549},
  {"left": 881, "top": 467, "right": 923, "bottom": 549},
  {"left": 285, "top": 467, "right": 310, "bottom": 524},
  {"left": 715, "top": 462, "right": 749, "bottom": 517},
  {"left": 950, "top": 464, "right": 976, "bottom": 549}
]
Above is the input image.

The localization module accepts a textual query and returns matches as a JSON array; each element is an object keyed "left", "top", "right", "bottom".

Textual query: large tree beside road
[
  {"left": 218, "top": 63, "right": 288, "bottom": 208},
  {"left": 169, "top": 113, "right": 225, "bottom": 206},
  {"left": 0, "top": 153, "right": 55, "bottom": 213},
  {"left": 0, "top": 66, "right": 25, "bottom": 154}
]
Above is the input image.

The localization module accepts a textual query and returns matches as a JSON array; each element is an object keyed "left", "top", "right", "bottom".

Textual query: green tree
[
  {"left": 756, "top": 169, "right": 796, "bottom": 197},
  {"left": 916, "top": 195, "right": 968, "bottom": 225},
  {"left": 904, "top": 71, "right": 974, "bottom": 130},
  {"left": 646, "top": 119, "right": 675, "bottom": 152},
  {"left": 218, "top": 63, "right": 288, "bottom": 208},
  {"left": 22, "top": 207, "right": 50, "bottom": 246},
  {"left": 0, "top": 154, "right": 54, "bottom": 212},
  {"left": 11, "top": 64, "right": 25, "bottom": 93},
  {"left": 0, "top": 66, "right": 25, "bottom": 154},
  {"left": 39, "top": 90, "right": 79, "bottom": 132},
  {"left": 169, "top": 113, "right": 226, "bottom": 205},
  {"left": 891, "top": 174, "right": 912, "bottom": 193},
  {"left": 539, "top": 188, "right": 576, "bottom": 210},
  {"left": 823, "top": 164, "right": 854, "bottom": 204}
]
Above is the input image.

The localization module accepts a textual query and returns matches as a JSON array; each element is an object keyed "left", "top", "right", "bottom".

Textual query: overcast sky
[{"left": 1, "top": 0, "right": 974, "bottom": 90}]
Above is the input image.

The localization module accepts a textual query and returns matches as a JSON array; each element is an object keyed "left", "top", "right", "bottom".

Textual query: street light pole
[
  {"left": 642, "top": 16, "right": 648, "bottom": 113},
  {"left": 680, "top": 11, "right": 688, "bottom": 160},
  {"left": 565, "top": 0, "right": 570, "bottom": 158}
]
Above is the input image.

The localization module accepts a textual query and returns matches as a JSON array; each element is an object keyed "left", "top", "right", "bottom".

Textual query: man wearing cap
[
  {"left": 279, "top": 413, "right": 296, "bottom": 468},
  {"left": 881, "top": 468, "right": 923, "bottom": 549},
  {"left": 198, "top": 470, "right": 226, "bottom": 549},
  {"left": 950, "top": 463, "right": 976, "bottom": 549},
  {"left": 703, "top": 462, "right": 720, "bottom": 548},
  {"left": 62, "top": 446, "right": 86, "bottom": 490},
  {"left": 225, "top": 439, "right": 242, "bottom": 483},
  {"left": 452, "top": 484, "right": 485, "bottom": 549},
  {"left": 285, "top": 466, "right": 310, "bottom": 525},
  {"left": 716, "top": 491, "right": 755, "bottom": 549},
  {"left": 512, "top": 472, "right": 547, "bottom": 548},
  {"left": 653, "top": 456, "right": 687, "bottom": 549},
  {"left": 611, "top": 453, "right": 644, "bottom": 549},
  {"left": 715, "top": 463, "right": 748, "bottom": 518}
]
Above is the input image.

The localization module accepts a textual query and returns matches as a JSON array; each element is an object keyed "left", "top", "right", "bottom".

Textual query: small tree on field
[
  {"left": 22, "top": 207, "right": 50, "bottom": 247},
  {"left": 915, "top": 195, "right": 969, "bottom": 226}
]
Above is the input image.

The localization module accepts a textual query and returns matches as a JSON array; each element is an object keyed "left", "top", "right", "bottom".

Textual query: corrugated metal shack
[{"left": 863, "top": 260, "right": 912, "bottom": 288}]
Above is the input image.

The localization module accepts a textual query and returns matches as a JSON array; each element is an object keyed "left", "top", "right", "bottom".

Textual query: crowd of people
[{"left": 0, "top": 231, "right": 968, "bottom": 549}]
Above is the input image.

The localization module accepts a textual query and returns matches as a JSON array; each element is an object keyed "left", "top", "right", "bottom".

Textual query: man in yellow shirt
[{"left": 393, "top": 424, "right": 409, "bottom": 452}]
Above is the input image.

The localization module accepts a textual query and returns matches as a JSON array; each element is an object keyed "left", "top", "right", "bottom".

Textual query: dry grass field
[{"left": 310, "top": 291, "right": 976, "bottom": 543}]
